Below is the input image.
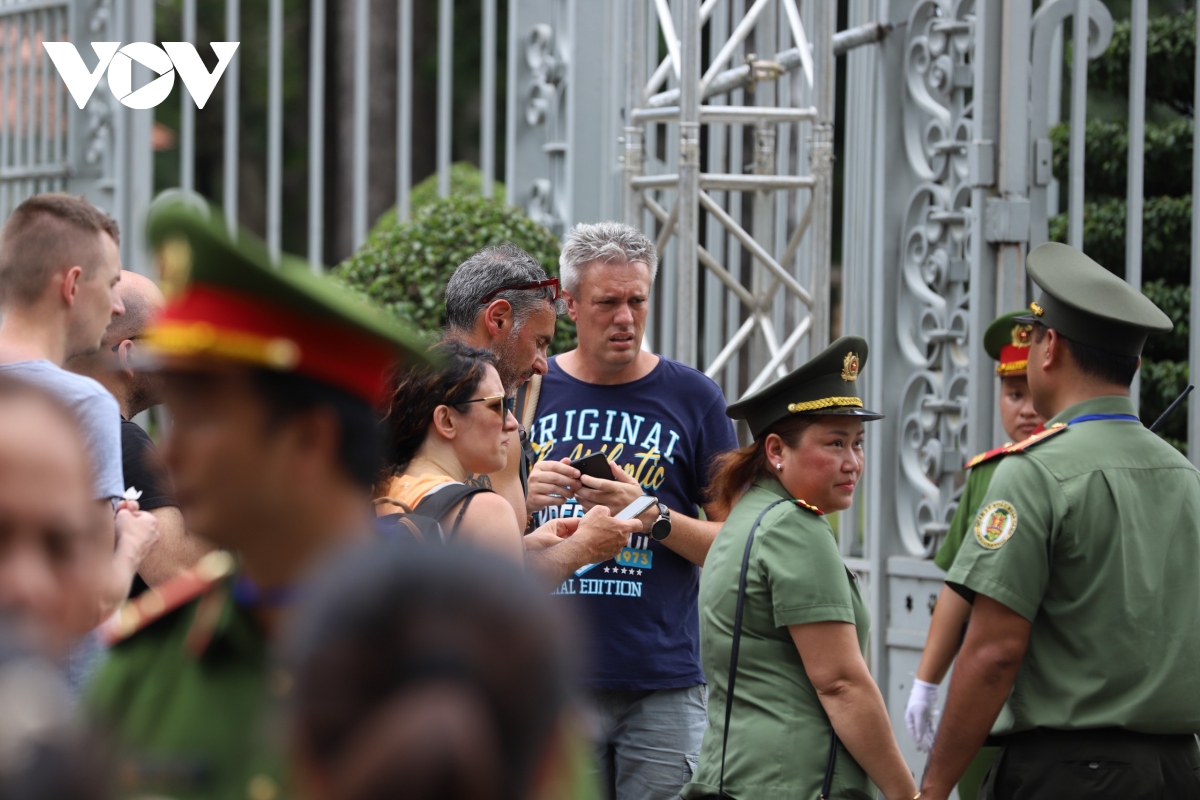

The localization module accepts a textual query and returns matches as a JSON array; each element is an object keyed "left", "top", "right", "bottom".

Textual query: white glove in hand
[{"left": 905, "top": 678, "right": 940, "bottom": 753}]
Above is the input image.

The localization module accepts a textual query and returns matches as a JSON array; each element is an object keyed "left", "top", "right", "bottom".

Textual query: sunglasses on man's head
[
  {"left": 455, "top": 394, "right": 516, "bottom": 419},
  {"left": 479, "top": 277, "right": 561, "bottom": 305}
]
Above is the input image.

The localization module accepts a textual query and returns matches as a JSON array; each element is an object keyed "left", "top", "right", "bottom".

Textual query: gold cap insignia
[
  {"left": 1011, "top": 324, "right": 1032, "bottom": 348},
  {"left": 158, "top": 236, "right": 193, "bottom": 299},
  {"left": 842, "top": 352, "right": 860, "bottom": 382},
  {"left": 1029, "top": 301, "right": 1044, "bottom": 317}
]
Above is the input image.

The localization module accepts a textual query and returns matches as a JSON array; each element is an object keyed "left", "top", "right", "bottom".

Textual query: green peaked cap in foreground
[
  {"left": 726, "top": 335, "right": 884, "bottom": 438},
  {"left": 1014, "top": 242, "right": 1172, "bottom": 358},
  {"left": 144, "top": 199, "right": 432, "bottom": 403}
]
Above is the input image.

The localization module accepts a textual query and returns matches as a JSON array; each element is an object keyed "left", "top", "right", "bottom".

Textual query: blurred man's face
[
  {"left": 492, "top": 303, "right": 556, "bottom": 394},
  {"left": 0, "top": 398, "right": 99, "bottom": 657},
  {"left": 160, "top": 368, "right": 297, "bottom": 549},
  {"left": 69, "top": 234, "right": 125, "bottom": 357}
]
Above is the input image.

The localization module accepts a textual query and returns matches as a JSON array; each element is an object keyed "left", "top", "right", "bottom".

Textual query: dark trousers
[{"left": 981, "top": 728, "right": 1200, "bottom": 800}]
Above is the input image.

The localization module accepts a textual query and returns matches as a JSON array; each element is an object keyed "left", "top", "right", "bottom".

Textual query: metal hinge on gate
[
  {"left": 968, "top": 140, "right": 995, "bottom": 187},
  {"left": 1033, "top": 138, "right": 1054, "bottom": 187},
  {"left": 984, "top": 198, "right": 1031, "bottom": 243}
]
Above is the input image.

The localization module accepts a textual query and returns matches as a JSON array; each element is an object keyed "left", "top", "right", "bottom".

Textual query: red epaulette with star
[
  {"left": 965, "top": 422, "right": 1069, "bottom": 470},
  {"left": 99, "top": 550, "right": 236, "bottom": 646},
  {"left": 796, "top": 499, "right": 824, "bottom": 516},
  {"left": 965, "top": 442, "right": 1010, "bottom": 470},
  {"left": 1006, "top": 421, "right": 1068, "bottom": 453}
]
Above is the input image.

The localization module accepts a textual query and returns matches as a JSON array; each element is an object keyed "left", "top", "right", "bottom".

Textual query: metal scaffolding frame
[{"left": 621, "top": 0, "right": 835, "bottom": 395}]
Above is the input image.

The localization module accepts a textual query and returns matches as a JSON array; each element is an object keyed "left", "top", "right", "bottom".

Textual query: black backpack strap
[
  {"left": 716, "top": 497, "right": 843, "bottom": 799},
  {"left": 718, "top": 497, "right": 788, "bottom": 798},
  {"left": 413, "top": 484, "right": 489, "bottom": 537},
  {"left": 513, "top": 375, "right": 542, "bottom": 502}
]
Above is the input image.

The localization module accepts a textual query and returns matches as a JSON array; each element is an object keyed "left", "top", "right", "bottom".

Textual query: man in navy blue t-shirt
[{"left": 528, "top": 222, "right": 736, "bottom": 800}]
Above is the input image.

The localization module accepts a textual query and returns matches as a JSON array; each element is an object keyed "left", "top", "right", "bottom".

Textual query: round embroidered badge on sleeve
[{"left": 974, "top": 501, "right": 1018, "bottom": 549}]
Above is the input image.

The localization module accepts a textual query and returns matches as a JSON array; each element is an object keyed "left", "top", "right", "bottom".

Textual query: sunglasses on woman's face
[{"left": 456, "top": 394, "right": 515, "bottom": 419}]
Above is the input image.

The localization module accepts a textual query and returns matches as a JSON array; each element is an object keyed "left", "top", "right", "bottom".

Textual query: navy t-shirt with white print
[{"left": 532, "top": 355, "right": 737, "bottom": 691}]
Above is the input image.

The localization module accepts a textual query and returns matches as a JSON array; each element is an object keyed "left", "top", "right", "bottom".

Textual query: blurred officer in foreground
[
  {"left": 906, "top": 311, "right": 1045, "bottom": 798},
  {"left": 920, "top": 243, "right": 1200, "bottom": 799},
  {"left": 86, "top": 201, "right": 427, "bottom": 800},
  {"left": 286, "top": 543, "right": 582, "bottom": 800}
]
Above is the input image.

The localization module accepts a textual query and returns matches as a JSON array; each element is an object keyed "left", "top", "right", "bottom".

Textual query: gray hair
[
  {"left": 444, "top": 243, "right": 564, "bottom": 333},
  {"left": 559, "top": 222, "right": 658, "bottom": 295}
]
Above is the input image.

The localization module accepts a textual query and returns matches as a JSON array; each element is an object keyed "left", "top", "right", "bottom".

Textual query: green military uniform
[
  {"left": 85, "top": 202, "right": 428, "bottom": 800},
  {"left": 935, "top": 309, "right": 1037, "bottom": 572},
  {"left": 683, "top": 336, "right": 884, "bottom": 800},
  {"left": 89, "top": 553, "right": 289, "bottom": 800},
  {"left": 684, "top": 478, "right": 874, "bottom": 799},
  {"left": 944, "top": 243, "right": 1200, "bottom": 799},
  {"left": 935, "top": 460, "right": 999, "bottom": 572},
  {"left": 929, "top": 310, "right": 1036, "bottom": 799}
]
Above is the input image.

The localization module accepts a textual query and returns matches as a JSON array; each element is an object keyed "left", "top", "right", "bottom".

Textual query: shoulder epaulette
[
  {"left": 964, "top": 423, "right": 1069, "bottom": 469},
  {"left": 965, "top": 442, "right": 1011, "bottom": 470},
  {"left": 1007, "top": 422, "right": 1069, "bottom": 453},
  {"left": 99, "top": 550, "right": 236, "bottom": 646},
  {"left": 795, "top": 499, "right": 824, "bottom": 516}
]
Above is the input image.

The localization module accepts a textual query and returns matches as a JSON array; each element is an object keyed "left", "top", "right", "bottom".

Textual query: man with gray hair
[
  {"left": 443, "top": 243, "right": 636, "bottom": 588},
  {"left": 525, "top": 221, "right": 737, "bottom": 800}
]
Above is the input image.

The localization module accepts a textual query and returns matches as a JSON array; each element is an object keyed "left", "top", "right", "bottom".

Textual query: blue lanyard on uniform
[
  {"left": 231, "top": 576, "right": 300, "bottom": 608},
  {"left": 1067, "top": 413, "right": 1141, "bottom": 425}
]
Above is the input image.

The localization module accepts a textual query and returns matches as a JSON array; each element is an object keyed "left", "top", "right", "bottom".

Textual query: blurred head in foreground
[
  {"left": 285, "top": 544, "right": 579, "bottom": 800},
  {"left": 0, "top": 621, "right": 108, "bottom": 800},
  {"left": 141, "top": 201, "right": 429, "bottom": 577},
  {"left": 0, "top": 376, "right": 104, "bottom": 658}
]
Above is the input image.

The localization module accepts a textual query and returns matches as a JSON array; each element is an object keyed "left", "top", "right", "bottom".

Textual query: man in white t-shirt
[{"left": 0, "top": 194, "right": 157, "bottom": 622}]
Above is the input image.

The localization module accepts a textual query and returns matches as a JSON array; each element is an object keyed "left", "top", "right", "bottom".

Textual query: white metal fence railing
[{"left": 0, "top": 0, "right": 70, "bottom": 221}]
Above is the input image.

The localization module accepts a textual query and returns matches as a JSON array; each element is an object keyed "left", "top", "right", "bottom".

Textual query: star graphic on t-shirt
[
  {"left": 622, "top": 568, "right": 629, "bottom": 575},
  {"left": 604, "top": 566, "right": 610, "bottom": 573},
  {"left": 637, "top": 570, "right": 643, "bottom": 576}
]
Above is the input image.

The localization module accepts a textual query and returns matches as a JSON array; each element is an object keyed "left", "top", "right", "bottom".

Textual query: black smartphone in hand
[{"left": 569, "top": 452, "right": 614, "bottom": 482}]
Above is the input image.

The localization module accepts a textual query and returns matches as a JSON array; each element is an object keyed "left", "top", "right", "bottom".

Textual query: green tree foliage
[
  {"left": 1050, "top": 118, "right": 1193, "bottom": 199},
  {"left": 1051, "top": 6, "right": 1195, "bottom": 450},
  {"left": 1048, "top": 195, "right": 1192, "bottom": 284},
  {"left": 334, "top": 195, "right": 575, "bottom": 352},
  {"left": 367, "top": 161, "right": 508, "bottom": 236},
  {"left": 1089, "top": 8, "right": 1196, "bottom": 115}
]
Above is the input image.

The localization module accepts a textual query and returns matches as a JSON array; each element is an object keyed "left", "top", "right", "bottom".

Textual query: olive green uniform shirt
[
  {"left": 947, "top": 395, "right": 1200, "bottom": 735},
  {"left": 683, "top": 478, "right": 873, "bottom": 800},
  {"left": 86, "top": 578, "right": 289, "bottom": 800},
  {"left": 935, "top": 459, "right": 1001, "bottom": 572}
]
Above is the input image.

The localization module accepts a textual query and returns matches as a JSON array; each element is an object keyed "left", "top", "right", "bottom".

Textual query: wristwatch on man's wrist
[{"left": 650, "top": 501, "right": 672, "bottom": 541}]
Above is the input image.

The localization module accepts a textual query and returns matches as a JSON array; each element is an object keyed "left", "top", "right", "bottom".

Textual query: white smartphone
[{"left": 614, "top": 495, "right": 657, "bottom": 520}]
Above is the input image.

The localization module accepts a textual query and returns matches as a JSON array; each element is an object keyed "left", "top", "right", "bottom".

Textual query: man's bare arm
[
  {"left": 573, "top": 464, "right": 725, "bottom": 566},
  {"left": 524, "top": 508, "right": 638, "bottom": 590},
  {"left": 136, "top": 505, "right": 213, "bottom": 587},
  {"left": 919, "top": 593, "right": 1032, "bottom": 800}
]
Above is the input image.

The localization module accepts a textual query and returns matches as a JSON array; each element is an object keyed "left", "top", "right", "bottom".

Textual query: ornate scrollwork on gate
[{"left": 896, "top": 0, "right": 974, "bottom": 556}]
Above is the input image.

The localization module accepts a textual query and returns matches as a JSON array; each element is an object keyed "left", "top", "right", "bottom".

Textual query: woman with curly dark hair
[{"left": 375, "top": 340, "right": 522, "bottom": 561}]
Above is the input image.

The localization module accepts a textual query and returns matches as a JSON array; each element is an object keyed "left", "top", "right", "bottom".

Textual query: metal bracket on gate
[{"left": 984, "top": 197, "right": 1031, "bottom": 244}]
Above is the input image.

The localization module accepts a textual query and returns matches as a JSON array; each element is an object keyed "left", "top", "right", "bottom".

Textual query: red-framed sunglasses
[{"left": 479, "top": 277, "right": 561, "bottom": 305}]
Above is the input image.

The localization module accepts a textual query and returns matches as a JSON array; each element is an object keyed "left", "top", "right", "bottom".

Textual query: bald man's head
[
  {"left": 66, "top": 270, "right": 166, "bottom": 417},
  {"left": 103, "top": 270, "right": 165, "bottom": 348}
]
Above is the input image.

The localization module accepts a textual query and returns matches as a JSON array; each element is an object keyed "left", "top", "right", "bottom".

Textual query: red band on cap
[{"left": 150, "top": 285, "right": 398, "bottom": 404}]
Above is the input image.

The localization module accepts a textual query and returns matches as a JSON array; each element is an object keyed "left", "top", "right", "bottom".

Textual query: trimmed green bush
[{"left": 335, "top": 194, "right": 575, "bottom": 353}]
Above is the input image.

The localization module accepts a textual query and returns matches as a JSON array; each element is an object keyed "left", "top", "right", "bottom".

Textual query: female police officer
[{"left": 683, "top": 336, "right": 918, "bottom": 800}]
